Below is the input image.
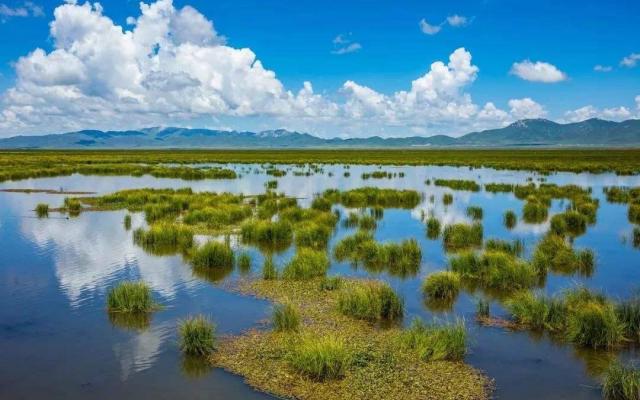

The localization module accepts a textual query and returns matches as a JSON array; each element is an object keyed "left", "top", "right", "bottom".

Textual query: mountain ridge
[{"left": 1, "top": 118, "right": 639, "bottom": 149}]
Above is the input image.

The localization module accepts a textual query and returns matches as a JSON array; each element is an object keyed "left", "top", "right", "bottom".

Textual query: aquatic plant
[
  {"left": 398, "top": 318, "right": 466, "bottom": 361},
  {"left": 288, "top": 335, "right": 349, "bottom": 381},
  {"left": 484, "top": 238, "right": 524, "bottom": 257},
  {"left": 133, "top": 223, "right": 193, "bottom": 254},
  {"left": 179, "top": 315, "right": 216, "bottom": 356},
  {"left": 442, "top": 223, "right": 483, "bottom": 251},
  {"left": 123, "top": 214, "right": 132, "bottom": 230},
  {"left": 449, "top": 250, "right": 537, "bottom": 292},
  {"left": 485, "top": 183, "right": 515, "bottom": 193},
  {"left": 466, "top": 206, "right": 483, "bottom": 220},
  {"left": 319, "top": 276, "right": 343, "bottom": 291},
  {"left": 282, "top": 248, "right": 330, "bottom": 280},
  {"left": 294, "top": 221, "right": 332, "bottom": 249},
  {"left": 442, "top": 193, "right": 453, "bottom": 206},
  {"left": 107, "top": 281, "right": 157, "bottom": 313},
  {"left": 358, "top": 214, "right": 377, "bottom": 230},
  {"left": 566, "top": 301, "right": 624, "bottom": 349},
  {"left": 191, "top": 241, "right": 235, "bottom": 269},
  {"left": 273, "top": 303, "right": 301, "bottom": 332},
  {"left": 35, "top": 203, "right": 49, "bottom": 218},
  {"left": 337, "top": 280, "right": 404, "bottom": 321},
  {"left": 422, "top": 271, "right": 461, "bottom": 301},
  {"left": 434, "top": 179, "right": 480, "bottom": 192},
  {"left": 265, "top": 180, "right": 278, "bottom": 189},
  {"left": 504, "top": 210, "right": 517, "bottom": 229},
  {"left": 523, "top": 198, "right": 548, "bottom": 223},
  {"left": 241, "top": 219, "right": 293, "bottom": 250},
  {"left": 629, "top": 204, "right": 640, "bottom": 224},
  {"left": 262, "top": 257, "right": 278, "bottom": 280},
  {"left": 476, "top": 298, "right": 490, "bottom": 319},
  {"left": 616, "top": 298, "right": 640, "bottom": 342},
  {"left": 323, "top": 187, "right": 420, "bottom": 209},
  {"left": 532, "top": 234, "right": 594, "bottom": 276},
  {"left": 237, "top": 251, "right": 252, "bottom": 273},
  {"left": 602, "top": 361, "right": 640, "bottom": 400},
  {"left": 550, "top": 210, "right": 587, "bottom": 237},
  {"left": 426, "top": 216, "right": 441, "bottom": 239}
]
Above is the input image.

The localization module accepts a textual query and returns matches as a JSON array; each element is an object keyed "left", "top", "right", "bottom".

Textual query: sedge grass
[
  {"left": 179, "top": 315, "right": 216, "bottom": 356},
  {"left": 107, "top": 281, "right": 157, "bottom": 313}
]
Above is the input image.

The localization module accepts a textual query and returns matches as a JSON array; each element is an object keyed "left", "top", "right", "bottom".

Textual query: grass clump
[
  {"left": 566, "top": 301, "right": 624, "bottom": 349},
  {"left": 450, "top": 250, "right": 537, "bottom": 292},
  {"left": 617, "top": 298, "right": 640, "bottom": 342},
  {"left": 123, "top": 214, "right": 132, "bottom": 230},
  {"left": 294, "top": 221, "right": 332, "bottom": 249},
  {"left": 288, "top": 335, "right": 349, "bottom": 381},
  {"left": 434, "top": 179, "right": 480, "bottom": 192},
  {"left": 107, "top": 281, "right": 157, "bottom": 313},
  {"left": 399, "top": 318, "right": 467, "bottom": 361},
  {"left": 629, "top": 204, "right": 640, "bottom": 224},
  {"left": 282, "top": 248, "right": 330, "bottom": 280},
  {"left": 550, "top": 210, "right": 588, "bottom": 237},
  {"left": 425, "top": 216, "right": 441, "bottom": 239},
  {"left": 319, "top": 276, "right": 343, "bottom": 291},
  {"left": 241, "top": 219, "right": 293, "bottom": 251},
  {"left": 273, "top": 303, "right": 301, "bottom": 332},
  {"left": 602, "top": 361, "right": 640, "bottom": 400},
  {"left": 506, "top": 291, "right": 565, "bottom": 331},
  {"left": 442, "top": 193, "right": 453, "bottom": 205},
  {"left": 442, "top": 223, "right": 483, "bottom": 252},
  {"left": 532, "top": 234, "right": 594, "bottom": 276},
  {"left": 466, "top": 206, "right": 483, "bottom": 220},
  {"left": 422, "top": 271, "right": 461, "bottom": 301},
  {"left": 262, "top": 257, "right": 278, "bottom": 280},
  {"left": 35, "top": 203, "right": 49, "bottom": 218},
  {"left": 504, "top": 210, "right": 517, "bottom": 229},
  {"left": 337, "top": 280, "right": 403, "bottom": 321},
  {"left": 133, "top": 223, "right": 193, "bottom": 254},
  {"left": 485, "top": 238, "right": 524, "bottom": 257},
  {"left": 522, "top": 197, "right": 549, "bottom": 223},
  {"left": 237, "top": 251, "right": 252, "bottom": 273},
  {"left": 191, "top": 241, "right": 235, "bottom": 269},
  {"left": 179, "top": 315, "right": 216, "bottom": 356}
]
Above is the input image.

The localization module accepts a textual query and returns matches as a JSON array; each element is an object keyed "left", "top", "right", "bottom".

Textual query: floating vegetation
[
  {"left": 35, "top": 203, "right": 49, "bottom": 218},
  {"left": 191, "top": 241, "right": 235, "bottom": 270},
  {"left": 602, "top": 361, "right": 640, "bottom": 400},
  {"left": 322, "top": 187, "right": 420, "bottom": 209},
  {"left": 503, "top": 210, "right": 517, "bottom": 229},
  {"left": 213, "top": 277, "right": 489, "bottom": 400},
  {"left": 337, "top": 280, "right": 404, "bottom": 321},
  {"left": 466, "top": 206, "right": 483, "bottom": 221},
  {"left": 273, "top": 303, "right": 301, "bottom": 332},
  {"left": 450, "top": 250, "right": 537, "bottom": 292},
  {"left": 434, "top": 179, "right": 480, "bottom": 192},
  {"left": 133, "top": 223, "right": 193, "bottom": 255},
  {"left": 107, "top": 281, "right": 157, "bottom": 313},
  {"left": 442, "top": 223, "right": 483, "bottom": 252},
  {"left": 425, "top": 216, "right": 441, "bottom": 239},
  {"left": 398, "top": 318, "right": 466, "bottom": 361},
  {"left": 422, "top": 271, "right": 461, "bottom": 301},
  {"left": 179, "top": 315, "right": 216, "bottom": 356},
  {"left": 282, "top": 248, "right": 330, "bottom": 280}
]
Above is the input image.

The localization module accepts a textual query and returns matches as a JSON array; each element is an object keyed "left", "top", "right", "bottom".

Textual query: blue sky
[{"left": 0, "top": 0, "right": 638, "bottom": 137}]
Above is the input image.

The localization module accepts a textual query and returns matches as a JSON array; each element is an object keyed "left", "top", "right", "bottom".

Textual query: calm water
[{"left": 1, "top": 164, "right": 640, "bottom": 399}]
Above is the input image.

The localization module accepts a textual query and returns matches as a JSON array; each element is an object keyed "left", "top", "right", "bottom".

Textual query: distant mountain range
[{"left": 1, "top": 118, "right": 639, "bottom": 149}]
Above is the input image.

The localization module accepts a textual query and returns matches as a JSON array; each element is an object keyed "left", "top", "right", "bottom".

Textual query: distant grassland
[{"left": 1, "top": 149, "right": 640, "bottom": 181}]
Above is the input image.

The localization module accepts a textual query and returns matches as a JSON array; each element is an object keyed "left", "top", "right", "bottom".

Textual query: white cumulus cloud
[
  {"left": 508, "top": 98, "right": 546, "bottom": 119},
  {"left": 620, "top": 53, "right": 640, "bottom": 68},
  {"left": 510, "top": 60, "right": 567, "bottom": 83}
]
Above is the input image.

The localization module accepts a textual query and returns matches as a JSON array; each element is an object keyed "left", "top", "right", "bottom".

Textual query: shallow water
[{"left": 1, "top": 164, "right": 640, "bottom": 399}]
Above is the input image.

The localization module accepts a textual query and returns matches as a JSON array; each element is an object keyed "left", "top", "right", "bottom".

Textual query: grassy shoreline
[
  {"left": 212, "top": 278, "right": 491, "bottom": 400},
  {"left": 2, "top": 149, "right": 640, "bottom": 178}
]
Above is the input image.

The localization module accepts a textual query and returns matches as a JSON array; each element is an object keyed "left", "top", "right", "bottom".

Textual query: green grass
[
  {"left": 178, "top": 315, "right": 216, "bottom": 356},
  {"left": 398, "top": 318, "right": 467, "bottom": 361},
  {"left": 602, "top": 361, "right": 640, "bottom": 400},
  {"left": 523, "top": 198, "right": 548, "bottom": 223},
  {"left": 133, "top": 223, "right": 193, "bottom": 254},
  {"left": 550, "top": 210, "right": 588, "bottom": 237},
  {"left": 425, "top": 216, "right": 441, "bottom": 239},
  {"left": 64, "top": 197, "right": 82, "bottom": 215},
  {"left": 35, "top": 203, "right": 49, "bottom": 218},
  {"left": 288, "top": 335, "right": 349, "bottom": 381},
  {"left": 629, "top": 204, "right": 640, "bottom": 224},
  {"left": 466, "top": 206, "right": 483, "bottom": 220},
  {"left": 322, "top": 187, "right": 420, "bottom": 209},
  {"left": 318, "top": 276, "right": 343, "bottom": 291},
  {"left": 616, "top": 298, "right": 640, "bottom": 342},
  {"left": 504, "top": 210, "right": 517, "bottom": 229},
  {"left": 237, "top": 251, "right": 252, "bottom": 273},
  {"left": 485, "top": 183, "right": 515, "bottom": 193},
  {"left": 241, "top": 219, "right": 293, "bottom": 251},
  {"left": 107, "top": 281, "right": 157, "bottom": 313},
  {"left": 442, "top": 193, "right": 453, "bottom": 205},
  {"left": 485, "top": 238, "right": 524, "bottom": 257},
  {"left": 282, "top": 248, "right": 330, "bottom": 280},
  {"left": 566, "top": 301, "right": 625, "bottom": 349},
  {"left": 273, "top": 303, "right": 301, "bottom": 332},
  {"left": 422, "top": 271, "right": 461, "bottom": 301},
  {"left": 434, "top": 179, "right": 480, "bottom": 192},
  {"left": 442, "top": 223, "right": 483, "bottom": 251},
  {"left": 358, "top": 214, "right": 377, "bottom": 230},
  {"left": 506, "top": 291, "right": 564, "bottom": 331},
  {"left": 262, "top": 257, "right": 278, "bottom": 280},
  {"left": 294, "top": 221, "right": 332, "bottom": 249},
  {"left": 191, "top": 241, "right": 235, "bottom": 269},
  {"left": 633, "top": 227, "right": 640, "bottom": 248},
  {"left": 123, "top": 214, "right": 132, "bottom": 230},
  {"left": 265, "top": 180, "right": 278, "bottom": 189},
  {"left": 337, "top": 280, "right": 404, "bottom": 321},
  {"left": 532, "top": 234, "right": 595, "bottom": 276},
  {"left": 449, "top": 250, "right": 537, "bottom": 292}
]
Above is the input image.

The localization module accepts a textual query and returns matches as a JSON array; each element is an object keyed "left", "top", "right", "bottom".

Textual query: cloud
[
  {"left": 419, "top": 18, "right": 441, "bottom": 35},
  {"left": 510, "top": 60, "right": 567, "bottom": 83},
  {"left": 620, "top": 53, "right": 640, "bottom": 68},
  {"left": 594, "top": 65, "right": 612, "bottom": 72},
  {"left": 446, "top": 14, "right": 468, "bottom": 27},
  {"left": 420, "top": 14, "right": 470, "bottom": 35},
  {"left": 0, "top": 1, "right": 43, "bottom": 20},
  {"left": 563, "top": 104, "right": 634, "bottom": 122},
  {"left": 508, "top": 98, "right": 546, "bottom": 119},
  {"left": 331, "top": 34, "right": 361, "bottom": 55}
]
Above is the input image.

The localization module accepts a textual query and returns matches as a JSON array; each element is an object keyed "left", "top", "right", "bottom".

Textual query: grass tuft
[
  {"left": 179, "top": 315, "right": 216, "bottom": 356},
  {"left": 422, "top": 271, "right": 461, "bottom": 301},
  {"left": 107, "top": 281, "right": 157, "bottom": 313},
  {"left": 273, "top": 303, "right": 301, "bottom": 332},
  {"left": 602, "top": 361, "right": 640, "bottom": 400},
  {"left": 191, "top": 241, "right": 235, "bottom": 269},
  {"left": 288, "top": 335, "right": 349, "bottom": 381},
  {"left": 337, "top": 280, "right": 403, "bottom": 321},
  {"left": 398, "top": 318, "right": 467, "bottom": 361}
]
